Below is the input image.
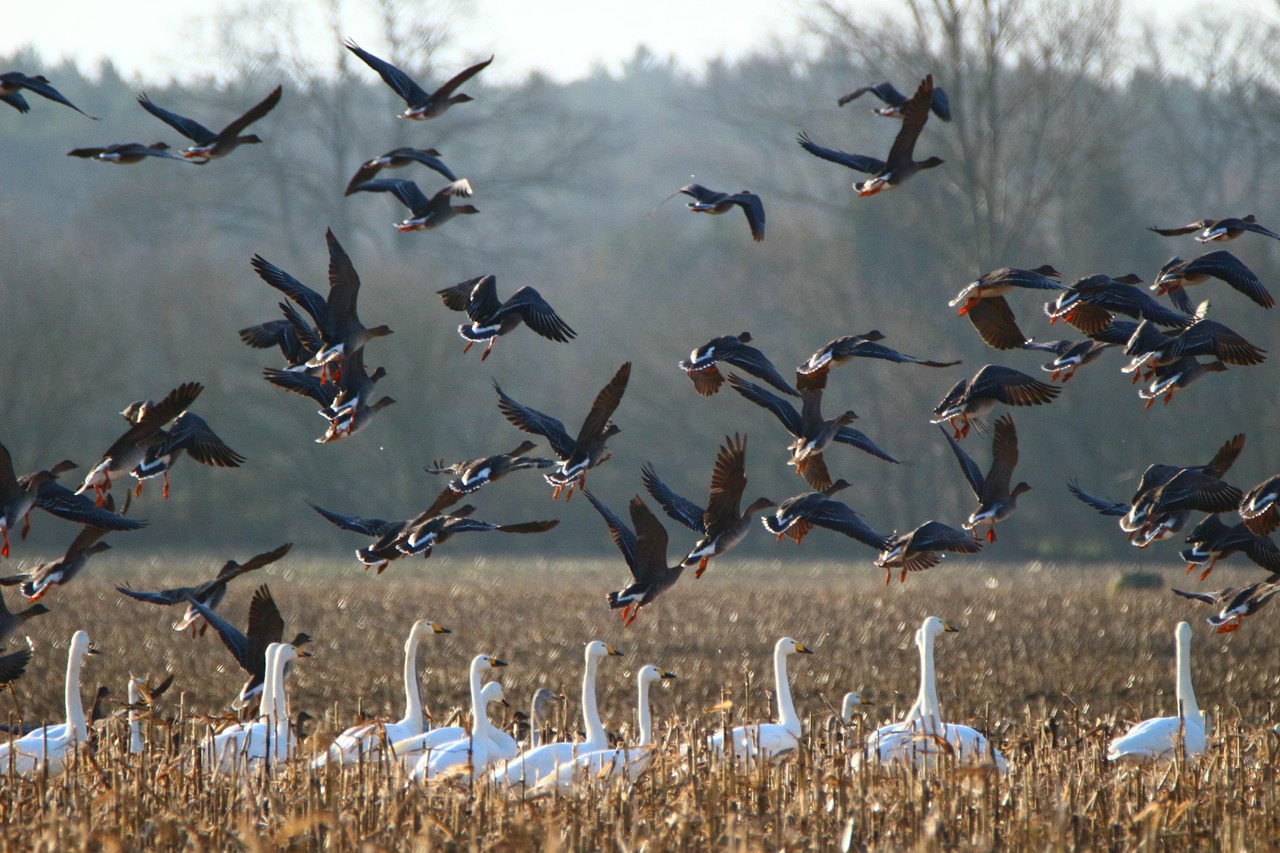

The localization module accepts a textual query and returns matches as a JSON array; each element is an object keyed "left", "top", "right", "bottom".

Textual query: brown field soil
[{"left": 1, "top": 555, "right": 1278, "bottom": 850}]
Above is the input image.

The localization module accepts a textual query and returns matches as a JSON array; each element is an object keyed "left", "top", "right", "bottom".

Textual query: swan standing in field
[
  {"left": 1108, "top": 621, "right": 1206, "bottom": 763},
  {"left": 389, "top": 681, "right": 507, "bottom": 767},
  {"left": 708, "top": 637, "right": 812, "bottom": 762},
  {"left": 209, "top": 642, "right": 310, "bottom": 772},
  {"left": 0, "top": 629, "right": 99, "bottom": 776},
  {"left": 407, "top": 653, "right": 508, "bottom": 782},
  {"left": 861, "top": 618, "right": 1008, "bottom": 773},
  {"left": 491, "top": 640, "right": 623, "bottom": 789},
  {"left": 535, "top": 664, "right": 676, "bottom": 793},
  {"left": 312, "top": 619, "right": 450, "bottom": 767},
  {"left": 522, "top": 687, "right": 564, "bottom": 750}
]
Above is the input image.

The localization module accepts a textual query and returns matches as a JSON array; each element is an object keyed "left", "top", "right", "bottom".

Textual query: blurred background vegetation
[{"left": 2, "top": 0, "right": 1278, "bottom": 570}]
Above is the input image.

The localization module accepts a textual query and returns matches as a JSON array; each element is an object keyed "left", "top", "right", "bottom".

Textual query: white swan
[
  {"left": 708, "top": 637, "right": 811, "bottom": 762},
  {"left": 209, "top": 642, "right": 310, "bottom": 771},
  {"left": 1108, "top": 621, "right": 1206, "bottom": 763},
  {"left": 840, "top": 691, "right": 874, "bottom": 723},
  {"left": 491, "top": 640, "right": 623, "bottom": 789},
  {"left": 408, "top": 653, "right": 507, "bottom": 782},
  {"left": 312, "top": 619, "right": 449, "bottom": 768},
  {"left": 128, "top": 674, "right": 146, "bottom": 754},
  {"left": 389, "top": 681, "right": 507, "bottom": 766},
  {"left": 0, "top": 629, "right": 98, "bottom": 776},
  {"left": 536, "top": 664, "right": 676, "bottom": 793},
  {"left": 860, "top": 617, "right": 1008, "bottom": 773}
]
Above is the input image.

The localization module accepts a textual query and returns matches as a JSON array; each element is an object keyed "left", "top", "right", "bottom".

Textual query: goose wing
[{"left": 344, "top": 40, "right": 430, "bottom": 106}]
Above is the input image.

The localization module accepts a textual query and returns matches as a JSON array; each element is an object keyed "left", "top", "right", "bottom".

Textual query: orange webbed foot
[
  {"left": 694, "top": 557, "right": 710, "bottom": 579},
  {"left": 986, "top": 528, "right": 996, "bottom": 543},
  {"left": 162, "top": 472, "right": 170, "bottom": 500}
]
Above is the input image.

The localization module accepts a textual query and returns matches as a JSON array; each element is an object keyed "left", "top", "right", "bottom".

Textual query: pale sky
[{"left": 3, "top": 0, "right": 1276, "bottom": 85}]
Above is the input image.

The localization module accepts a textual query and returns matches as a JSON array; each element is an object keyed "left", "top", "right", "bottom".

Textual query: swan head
[
  {"left": 409, "top": 619, "right": 451, "bottom": 641},
  {"left": 1176, "top": 620, "right": 1192, "bottom": 647},
  {"left": 480, "top": 681, "right": 510, "bottom": 708},
  {"left": 919, "top": 617, "right": 959, "bottom": 640},
  {"left": 776, "top": 637, "right": 813, "bottom": 656},
  {"left": 69, "top": 630, "right": 101, "bottom": 660},
  {"left": 840, "top": 691, "right": 874, "bottom": 722},
  {"left": 638, "top": 664, "right": 678, "bottom": 686},
  {"left": 586, "top": 641, "right": 624, "bottom": 661},
  {"left": 276, "top": 643, "right": 313, "bottom": 667},
  {"left": 473, "top": 654, "right": 508, "bottom": 673}
]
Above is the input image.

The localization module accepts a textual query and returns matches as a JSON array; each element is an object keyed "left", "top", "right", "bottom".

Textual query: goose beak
[
  {"left": 605, "top": 645, "right": 623, "bottom": 657},
  {"left": 486, "top": 657, "right": 509, "bottom": 667}
]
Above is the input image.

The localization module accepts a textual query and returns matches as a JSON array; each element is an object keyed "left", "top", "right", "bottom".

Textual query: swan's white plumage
[
  {"left": 312, "top": 619, "right": 448, "bottom": 768},
  {"left": 1108, "top": 621, "right": 1205, "bottom": 763},
  {"left": 390, "top": 681, "right": 506, "bottom": 767},
  {"left": 0, "top": 630, "right": 96, "bottom": 776},
  {"left": 408, "top": 654, "right": 507, "bottom": 782},
  {"left": 707, "top": 637, "right": 811, "bottom": 762},
  {"left": 535, "top": 664, "right": 675, "bottom": 793},
  {"left": 860, "top": 617, "right": 1009, "bottom": 773},
  {"left": 207, "top": 642, "right": 308, "bottom": 772},
  {"left": 491, "top": 640, "right": 622, "bottom": 789}
]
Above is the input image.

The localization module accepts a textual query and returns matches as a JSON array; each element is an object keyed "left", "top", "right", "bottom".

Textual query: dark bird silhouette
[
  {"left": 641, "top": 435, "right": 775, "bottom": 577},
  {"left": 0, "top": 514, "right": 117, "bottom": 601},
  {"left": 344, "top": 40, "right": 492, "bottom": 120},
  {"left": 0, "top": 591, "right": 48, "bottom": 644},
  {"left": 838, "top": 80, "right": 951, "bottom": 121},
  {"left": 424, "top": 440, "right": 557, "bottom": 496},
  {"left": 797, "top": 331, "right": 960, "bottom": 379},
  {"left": 1044, "top": 273, "right": 1194, "bottom": 335},
  {"left": 798, "top": 75, "right": 943, "bottom": 195},
  {"left": 345, "top": 147, "right": 471, "bottom": 196},
  {"left": 1178, "top": 515, "right": 1280, "bottom": 580},
  {"left": 1153, "top": 251, "right": 1273, "bottom": 312},
  {"left": 729, "top": 374, "right": 898, "bottom": 491},
  {"left": 117, "top": 543, "right": 292, "bottom": 636},
  {"left": 184, "top": 584, "right": 310, "bottom": 713},
  {"left": 949, "top": 265, "right": 1064, "bottom": 350},
  {"left": 679, "top": 333, "right": 796, "bottom": 397},
  {"left": 1149, "top": 215, "right": 1280, "bottom": 243},
  {"left": 495, "top": 362, "right": 631, "bottom": 500},
  {"left": 673, "top": 184, "right": 765, "bottom": 242},
  {"left": 875, "top": 521, "right": 982, "bottom": 584},
  {"left": 761, "top": 480, "right": 889, "bottom": 550},
  {"left": 583, "top": 490, "right": 682, "bottom": 627},
  {"left": 1173, "top": 577, "right": 1280, "bottom": 632},
  {"left": 1, "top": 72, "right": 94, "bottom": 117},
  {"left": 137, "top": 85, "right": 282, "bottom": 162},
  {"left": 437, "top": 274, "right": 576, "bottom": 360},
  {"left": 0, "top": 638, "right": 34, "bottom": 688},
  {"left": 67, "top": 142, "right": 187, "bottom": 164},
  {"left": 347, "top": 178, "right": 478, "bottom": 232},
  {"left": 75, "top": 382, "right": 203, "bottom": 504},
  {"left": 940, "top": 414, "right": 1030, "bottom": 542},
  {"left": 930, "top": 365, "right": 1059, "bottom": 439}
]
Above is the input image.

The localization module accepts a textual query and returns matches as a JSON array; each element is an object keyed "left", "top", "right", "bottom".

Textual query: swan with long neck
[
  {"left": 861, "top": 617, "right": 1008, "bottom": 773},
  {"left": 1108, "top": 621, "right": 1206, "bottom": 762},
  {"left": 128, "top": 675, "right": 146, "bottom": 754},
  {"left": 0, "top": 629, "right": 99, "bottom": 776},
  {"left": 210, "top": 642, "right": 310, "bottom": 771},
  {"left": 314, "top": 619, "right": 449, "bottom": 767},
  {"left": 409, "top": 654, "right": 507, "bottom": 782},
  {"left": 708, "top": 637, "right": 812, "bottom": 762},
  {"left": 390, "top": 681, "right": 508, "bottom": 766},
  {"left": 491, "top": 640, "right": 623, "bottom": 789},
  {"left": 536, "top": 664, "right": 676, "bottom": 793}
]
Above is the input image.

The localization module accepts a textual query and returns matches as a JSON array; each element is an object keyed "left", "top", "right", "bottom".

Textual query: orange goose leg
[
  {"left": 695, "top": 557, "right": 711, "bottom": 579},
  {"left": 20, "top": 513, "right": 31, "bottom": 539},
  {"left": 1, "top": 529, "right": 8, "bottom": 558},
  {"left": 462, "top": 341, "right": 474, "bottom": 354},
  {"left": 481, "top": 339, "right": 496, "bottom": 361}
]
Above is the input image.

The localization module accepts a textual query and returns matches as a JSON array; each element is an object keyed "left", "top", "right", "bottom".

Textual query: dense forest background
[{"left": 2, "top": 0, "right": 1279, "bottom": 571}]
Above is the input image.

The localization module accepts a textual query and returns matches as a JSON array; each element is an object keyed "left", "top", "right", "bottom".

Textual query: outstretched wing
[
  {"left": 583, "top": 488, "right": 637, "bottom": 570},
  {"left": 796, "top": 131, "right": 885, "bottom": 174},
  {"left": 306, "top": 500, "right": 401, "bottom": 537},
  {"left": 641, "top": 463, "right": 705, "bottom": 533},
  {"left": 503, "top": 287, "right": 577, "bottom": 343},
  {"left": 137, "top": 93, "right": 215, "bottom": 143},
  {"left": 344, "top": 40, "right": 430, "bottom": 106},
  {"left": 217, "top": 85, "right": 282, "bottom": 138},
  {"left": 494, "top": 382, "right": 575, "bottom": 459},
  {"left": 155, "top": 412, "right": 245, "bottom": 468}
]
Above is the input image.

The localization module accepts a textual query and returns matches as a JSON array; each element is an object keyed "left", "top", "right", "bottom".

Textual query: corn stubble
[{"left": 1, "top": 557, "right": 1278, "bottom": 850}]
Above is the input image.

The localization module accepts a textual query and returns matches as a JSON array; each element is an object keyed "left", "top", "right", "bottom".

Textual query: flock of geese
[{"left": 0, "top": 46, "right": 1272, "bottom": 788}]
